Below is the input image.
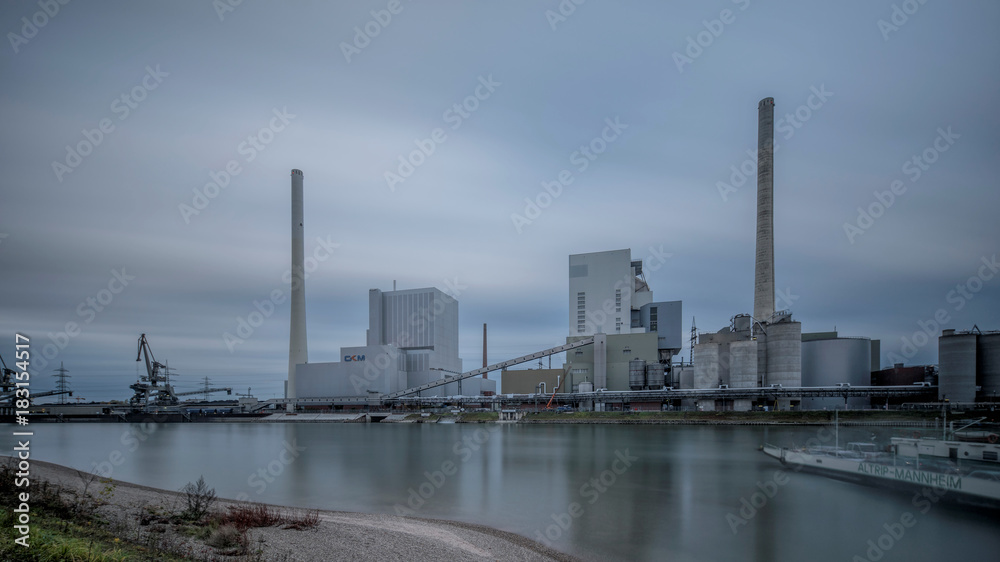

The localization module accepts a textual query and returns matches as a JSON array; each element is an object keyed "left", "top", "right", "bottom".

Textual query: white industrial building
[
  {"left": 563, "top": 249, "right": 683, "bottom": 393},
  {"left": 294, "top": 287, "right": 495, "bottom": 400}
]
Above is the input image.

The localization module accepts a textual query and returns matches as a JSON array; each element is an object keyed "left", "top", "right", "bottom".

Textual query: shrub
[
  {"left": 180, "top": 476, "right": 216, "bottom": 521},
  {"left": 206, "top": 523, "right": 246, "bottom": 550}
]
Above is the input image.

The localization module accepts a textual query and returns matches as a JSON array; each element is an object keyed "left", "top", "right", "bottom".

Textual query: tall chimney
[
  {"left": 482, "top": 323, "right": 488, "bottom": 376},
  {"left": 754, "top": 98, "right": 775, "bottom": 322},
  {"left": 288, "top": 169, "right": 307, "bottom": 411}
]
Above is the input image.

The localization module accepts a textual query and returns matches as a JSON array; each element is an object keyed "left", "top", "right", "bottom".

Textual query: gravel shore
[{"left": 28, "top": 458, "right": 580, "bottom": 562}]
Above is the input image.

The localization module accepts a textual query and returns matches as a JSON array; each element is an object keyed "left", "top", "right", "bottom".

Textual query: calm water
[{"left": 6, "top": 422, "right": 1000, "bottom": 561}]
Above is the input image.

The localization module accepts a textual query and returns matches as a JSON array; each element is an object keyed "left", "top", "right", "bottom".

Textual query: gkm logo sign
[{"left": 344, "top": 354, "right": 366, "bottom": 362}]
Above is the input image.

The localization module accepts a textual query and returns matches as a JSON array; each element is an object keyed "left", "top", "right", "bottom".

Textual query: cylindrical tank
[
  {"left": 678, "top": 365, "right": 694, "bottom": 389},
  {"left": 578, "top": 381, "right": 594, "bottom": 393},
  {"left": 729, "top": 340, "right": 758, "bottom": 389},
  {"left": 692, "top": 344, "right": 720, "bottom": 389},
  {"left": 629, "top": 359, "right": 646, "bottom": 390},
  {"left": 765, "top": 322, "right": 801, "bottom": 388},
  {"left": 766, "top": 321, "right": 801, "bottom": 410},
  {"left": 939, "top": 332, "right": 977, "bottom": 403},
  {"left": 645, "top": 363, "right": 665, "bottom": 389},
  {"left": 800, "top": 337, "right": 870, "bottom": 409},
  {"left": 977, "top": 333, "right": 1000, "bottom": 402}
]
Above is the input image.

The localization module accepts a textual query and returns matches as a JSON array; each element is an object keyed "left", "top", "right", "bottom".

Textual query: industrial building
[
  {"left": 939, "top": 328, "right": 1000, "bottom": 404},
  {"left": 283, "top": 170, "right": 494, "bottom": 406},
  {"left": 281, "top": 95, "right": 973, "bottom": 412},
  {"left": 503, "top": 248, "right": 682, "bottom": 398},
  {"left": 295, "top": 287, "right": 496, "bottom": 400},
  {"left": 871, "top": 363, "right": 935, "bottom": 407}
]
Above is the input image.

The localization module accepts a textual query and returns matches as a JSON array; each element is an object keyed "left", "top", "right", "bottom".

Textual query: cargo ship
[{"left": 761, "top": 433, "right": 1000, "bottom": 509}]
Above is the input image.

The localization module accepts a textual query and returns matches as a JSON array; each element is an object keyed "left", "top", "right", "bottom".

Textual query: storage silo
[
  {"left": 977, "top": 333, "right": 1000, "bottom": 403},
  {"left": 939, "top": 331, "right": 977, "bottom": 403},
  {"left": 629, "top": 359, "right": 647, "bottom": 390},
  {"left": 693, "top": 343, "right": 721, "bottom": 389},
  {"left": 766, "top": 321, "right": 801, "bottom": 409},
  {"left": 645, "top": 363, "right": 665, "bottom": 389},
  {"left": 729, "top": 340, "right": 758, "bottom": 411},
  {"left": 801, "top": 337, "right": 871, "bottom": 409}
]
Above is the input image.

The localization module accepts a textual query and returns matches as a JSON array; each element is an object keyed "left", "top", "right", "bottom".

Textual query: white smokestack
[{"left": 288, "top": 169, "right": 307, "bottom": 411}]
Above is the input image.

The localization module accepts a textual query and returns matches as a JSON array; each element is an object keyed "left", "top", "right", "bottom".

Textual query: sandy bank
[{"left": 23, "top": 458, "right": 580, "bottom": 562}]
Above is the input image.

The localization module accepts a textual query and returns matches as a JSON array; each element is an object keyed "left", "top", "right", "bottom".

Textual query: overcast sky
[{"left": 2, "top": 1, "right": 998, "bottom": 401}]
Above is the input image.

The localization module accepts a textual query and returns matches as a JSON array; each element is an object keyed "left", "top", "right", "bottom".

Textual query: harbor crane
[
  {"left": 130, "top": 334, "right": 231, "bottom": 410},
  {"left": 0, "top": 353, "right": 73, "bottom": 409}
]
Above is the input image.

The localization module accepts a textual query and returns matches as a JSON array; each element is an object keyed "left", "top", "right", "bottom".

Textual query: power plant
[
  {"left": 269, "top": 98, "right": 985, "bottom": 413},
  {"left": 7, "top": 98, "right": 992, "bottom": 418}
]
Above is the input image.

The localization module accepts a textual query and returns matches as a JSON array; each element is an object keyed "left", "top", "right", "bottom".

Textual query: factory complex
[{"left": 277, "top": 98, "right": 997, "bottom": 413}]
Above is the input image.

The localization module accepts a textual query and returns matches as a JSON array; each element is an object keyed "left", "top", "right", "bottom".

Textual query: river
[{"left": 6, "top": 422, "right": 999, "bottom": 561}]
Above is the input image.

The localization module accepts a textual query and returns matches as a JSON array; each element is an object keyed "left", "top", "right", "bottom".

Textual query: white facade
[
  {"left": 569, "top": 249, "right": 650, "bottom": 336},
  {"left": 294, "top": 287, "right": 471, "bottom": 399}
]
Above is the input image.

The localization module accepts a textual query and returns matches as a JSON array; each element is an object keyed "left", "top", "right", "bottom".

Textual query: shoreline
[
  {"left": 15, "top": 458, "right": 581, "bottom": 562},
  {"left": 11, "top": 408, "right": 979, "bottom": 426}
]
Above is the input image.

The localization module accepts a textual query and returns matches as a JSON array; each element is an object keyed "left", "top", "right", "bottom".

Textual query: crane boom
[
  {"left": 174, "top": 387, "right": 232, "bottom": 397},
  {"left": 137, "top": 333, "right": 155, "bottom": 380}
]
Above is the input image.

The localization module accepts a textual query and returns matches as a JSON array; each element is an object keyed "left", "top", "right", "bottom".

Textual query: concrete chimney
[
  {"left": 482, "top": 323, "right": 488, "bottom": 376},
  {"left": 754, "top": 98, "right": 775, "bottom": 322},
  {"left": 287, "top": 169, "right": 307, "bottom": 411}
]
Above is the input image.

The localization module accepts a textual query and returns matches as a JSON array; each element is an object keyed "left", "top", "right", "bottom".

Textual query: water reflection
[{"left": 7, "top": 423, "right": 1000, "bottom": 561}]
